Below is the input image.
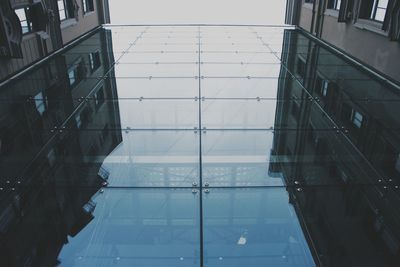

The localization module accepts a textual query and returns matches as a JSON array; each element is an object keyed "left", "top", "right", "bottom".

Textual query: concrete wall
[
  {"left": 0, "top": 34, "right": 49, "bottom": 79},
  {"left": 61, "top": 0, "right": 101, "bottom": 45},
  {"left": 298, "top": 4, "right": 314, "bottom": 32},
  {"left": 289, "top": 0, "right": 400, "bottom": 83},
  {"left": 320, "top": 12, "right": 400, "bottom": 83},
  {"left": 0, "top": 0, "right": 108, "bottom": 82}
]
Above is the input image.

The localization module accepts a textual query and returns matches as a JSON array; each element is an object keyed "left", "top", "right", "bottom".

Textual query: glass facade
[{"left": 0, "top": 25, "right": 399, "bottom": 266}]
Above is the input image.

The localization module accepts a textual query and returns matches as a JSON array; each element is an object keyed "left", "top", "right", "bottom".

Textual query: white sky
[{"left": 108, "top": 0, "right": 287, "bottom": 25}]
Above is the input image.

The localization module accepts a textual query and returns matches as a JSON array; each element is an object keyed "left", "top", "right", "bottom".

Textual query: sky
[{"left": 108, "top": 0, "right": 287, "bottom": 25}]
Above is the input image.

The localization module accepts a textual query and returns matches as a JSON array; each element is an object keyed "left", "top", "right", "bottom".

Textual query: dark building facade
[
  {"left": 285, "top": 0, "right": 400, "bottom": 82},
  {"left": 0, "top": 28, "right": 121, "bottom": 267},
  {"left": 273, "top": 28, "right": 400, "bottom": 266},
  {"left": 0, "top": 0, "right": 110, "bottom": 81}
]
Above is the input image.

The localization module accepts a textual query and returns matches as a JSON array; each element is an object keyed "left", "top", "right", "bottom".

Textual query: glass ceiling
[{"left": 0, "top": 25, "right": 400, "bottom": 267}]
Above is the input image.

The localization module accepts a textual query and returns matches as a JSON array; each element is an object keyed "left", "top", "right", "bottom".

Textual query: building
[
  {"left": 0, "top": 28, "right": 122, "bottom": 267},
  {"left": 273, "top": 28, "right": 400, "bottom": 266},
  {"left": 285, "top": 0, "right": 400, "bottom": 82},
  {"left": 0, "top": 0, "right": 111, "bottom": 81}
]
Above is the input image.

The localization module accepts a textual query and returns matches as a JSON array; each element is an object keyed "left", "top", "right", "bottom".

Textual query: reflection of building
[
  {"left": 0, "top": 0, "right": 111, "bottom": 81},
  {"left": 0, "top": 28, "right": 121, "bottom": 267},
  {"left": 285, "top": 0, "right": 400, "bottom": 82},
  {"left": 273, "top": 29, "right": 400, "bottom": 266}
]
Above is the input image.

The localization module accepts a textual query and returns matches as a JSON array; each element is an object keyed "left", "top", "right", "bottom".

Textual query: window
[
  {"left": 351, "top": 110, "right": 363, "bottom": 128},
  {"left": 316, "top": 76, "right": 329, "bottom": 97},
  {"left": 341, "top": 104, "right": 364, "bottom": 128},
  {"left": 341, "top": 103, "right": 352, "bottom": 121},
  {"left": 89, "top": 51, "right": 101, "bottom": 72},
  {"left": 68, "top": 67, "right": 78, "bottom": 86},
  {"left": 296, "top": 57, "right": 306, "bottom": 80},
  {"left": 58, "top": 0, "right": 67, "bottom": 20},
  {"left": 94, "top": 88, "right": 105, "bottom": 110},
  {"left": 47, "top": 148, "right": 57, "bottom": 167},
  {"left": 371, "top": 0, "right": 389, "bottom": 21},
  {"left": 83, "top": 0, "right": 95, "bottom": 13},
  {"left": 75, "top": 114, "right": 82, "bottom": 128},
  {"left": 321, "top": 80, "right": 329, "bottom": 96},
  {"left": 15, "top": 8, "right": 32, "bottom": 34},
  {"left": 359, "top": 0, "right": 389, "bottom": 22},
  {"left": 34, "top": 92, "right": 47, "bottom": 115},
  {"left": 68, "top": 61, "right": 85, "bottom": 87},
  {"left": 291, "top": 100, "right": 300, "bottom": 120},
  {"left": 381, "top": 144, "right": 400, "bottom": 176},
  {"left": 327, "top": 0, "right": 341, "bottom": 10}
]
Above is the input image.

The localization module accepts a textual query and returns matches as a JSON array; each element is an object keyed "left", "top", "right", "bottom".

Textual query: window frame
[
  {"left": 315, "top": 73, "right": 330, "bottom": 98},
  {"left": 58, "top": 0, "right": 68, "bottom": 21},
  {"left": 94, "top": 87, "right": 105, "bottom": 111},
  {"left": 15, "top": 7, "right": 33, "bottom": 34},
  {"left": 370, "top": 0, "right": 389, "bottom": 22},
  {"left": 89, "top": 50, "right": 101, "bottom": 72},
  {"left": 68, "top": 67, "right": 78, "bottom": 86},
  {"left": 75, "top": 113, "right": 82, "bottom": 128},
  {"left": 327, "top": 0, "right": 342, "bottom": 10},
  {"left": 82, "top": 0, "right": 95, "bottom": 14},
  {"left": 296, "top": 56, "right": 307, "bottom": 83},
  {"left": 358, "top": 0, "right": 389, "bottom": 23},
  {"left": 350, "top": 109, "right": 364, "bottom": 128},
  {"left": 34, "top": 91, "right": 47, "bottom": 115}
]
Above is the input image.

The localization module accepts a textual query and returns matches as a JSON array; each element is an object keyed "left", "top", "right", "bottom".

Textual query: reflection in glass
[{"left": 0, "top": 26, "right": 400, "bottom": 267}]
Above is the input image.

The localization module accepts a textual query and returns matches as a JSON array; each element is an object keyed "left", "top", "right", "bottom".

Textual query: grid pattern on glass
[{"left": 1, "top": 25, "right": 400, "bottom": 267}]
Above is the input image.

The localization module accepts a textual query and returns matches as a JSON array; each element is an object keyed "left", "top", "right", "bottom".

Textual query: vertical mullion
[
  {"left": 372, "top": 0, "right": 379, "bottom": 20},
  {"left": 64, "top": 0, "right": 68, "bottom": 19},
  {"left": 25, "top": 8, "right": 29, "bottom": 32},
  {"left": 197, "top": 26, "right": 204, "bottom": 267}
]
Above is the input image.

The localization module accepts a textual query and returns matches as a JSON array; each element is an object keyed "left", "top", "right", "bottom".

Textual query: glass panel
[
  {"left": 116, "top": 99, "right": 198, "bottom": 129},
  {"left": 131, "top": 44, "right": 198, "bottom": 52},
  {"left": 375, "top": 8, "right": 386, "bottom": 21},
  {"left": 15, "top": 8, "right": 29, "bottom": 34},
  {"left": 115, "top": 78, "right": 198, "bottom": 98},
  {"left": 201, "top": 43, "right": 269, "bottom": 52},
  {"left": 1, "top": 188, "right": 200, "bottom": 266},
  {"left": 201, "top": 128, "right": 390, "bottom": 187},
  {"left": 117, "top": 52, "right": 198, "bottom": 63},
  {"left": 201, "top": 99, "right": 279, "bottom": 129},
  {"left": 113, "top": 63, "right": 198, "bottom": 77},
  {"left": 288, "top": 185, "right": 400, "bottom": 266},
  {"left": 58, "top": 0, "right": 66, "bottom": 20},
  {"left": 201, "top": 76, "right": 283, "bottom": 98},
  {"left": 71, "top": 98, "right": 198, "bottom": 130},
  {"left": 378, "top": 0, "right": 389, "bottom": 8},
  {"left": 57, "top": 130, "right": 199, "bottom": 187},
  {"left": 200, "top": 52, "right": 280, "bottom": 64},
  {"left": 201, "top": 131, "right": 284, "bottom": 187},
  {"left": 203, "top": 188, "right": 316, "bottom": 267},
  {"left": 201, "top": 62, "right": 281, "bottom": 77},
  {"left": 2, "top": 25, "right": 400, "bottom": 267}
]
